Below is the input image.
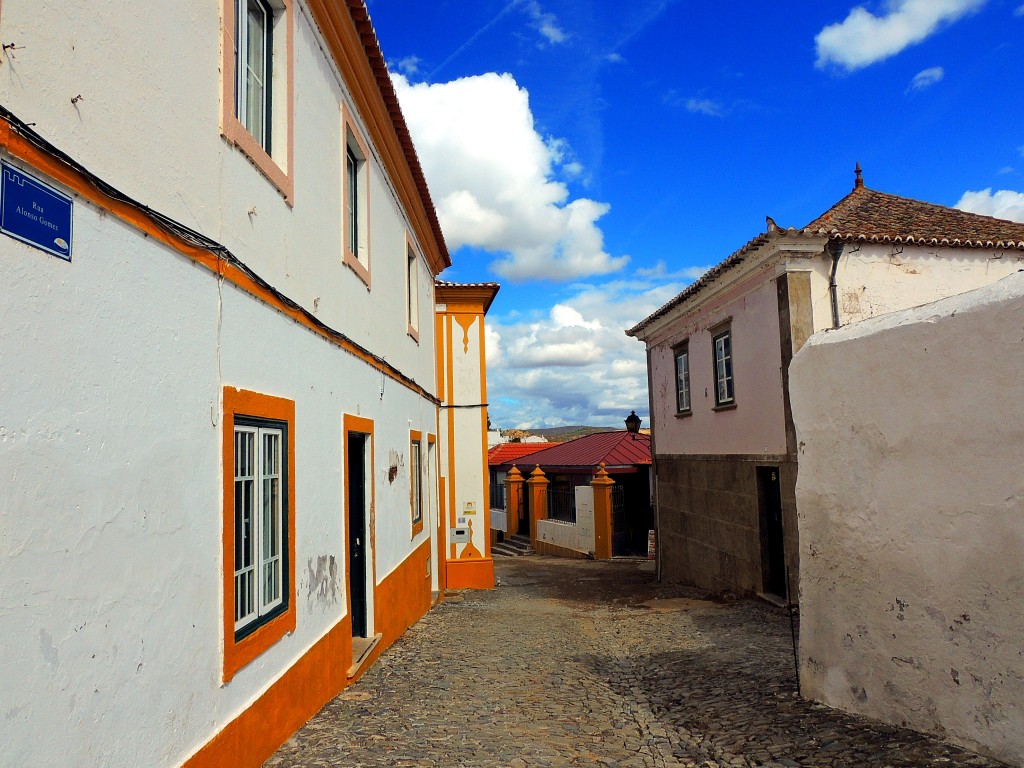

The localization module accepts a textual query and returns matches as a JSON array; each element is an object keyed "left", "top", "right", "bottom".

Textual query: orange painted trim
[
  {"left": 343, "top": 414, "right": 376, "bottom": 634},
  {"left": 434, "top": 311, "right": 446, "bottom": 403},
  {"left": 410, "top": 429, "right": 424, "bottom": 538},
  {"left": 186, "top": 533, "right": 437, "bottom": 768},
  {"left": 184, "top": 615, "right": 352, "bottom": 768},
  {"left": 373, "top": 538, "right": 432, "bottom": 648},
  {"left": 221, "top": 0, "right": 295, "bottom": 204},
  {"left": 446, "top": 558, "right": 495, "bottom": 590},
  {"left": 341, "top": 104, "right": 372, "bottom": 287},
  {"left": 222, "top": 387, "right": 297, "bottom": 683},
  {"left": 0, "top": 119, "right": 438, "bottom": 407}
]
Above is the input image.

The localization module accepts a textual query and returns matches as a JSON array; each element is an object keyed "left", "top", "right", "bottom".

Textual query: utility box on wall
[{"left": 449, "top": 527, "right": 470, "bottom": 544}]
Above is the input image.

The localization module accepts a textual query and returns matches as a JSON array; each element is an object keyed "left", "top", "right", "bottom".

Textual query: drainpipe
[{"left": 827, "top": 240, "right": 844, "bottom": 329}]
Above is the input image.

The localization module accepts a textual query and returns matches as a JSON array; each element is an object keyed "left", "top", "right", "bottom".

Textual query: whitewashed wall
[
  {"left": 0, "top": 172, "right": 438, "bottom": 766},
  {"left": 0, "top": 1, "right": 438, "bottom": 389},
  {"left": 0, "top": 1, "right": 443, "bottom": 765},
  {"left": 791, "top": 273, "right": 1024, "bottom": 766}
]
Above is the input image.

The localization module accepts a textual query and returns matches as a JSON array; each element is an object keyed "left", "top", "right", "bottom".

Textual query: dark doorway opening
[
  {"left": 757, "top": 466, "right": 786, "bottom": 598},
  {"left": 518, "top": 489, "right": 530, "bottom": 536},
  {"left": 347, "top": 432, "right": 368, "bottom": 638}
]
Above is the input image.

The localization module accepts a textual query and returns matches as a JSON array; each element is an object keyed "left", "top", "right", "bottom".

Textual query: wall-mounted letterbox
[{"left": 450, "top": 527, "right": 470, "bottom": 544}]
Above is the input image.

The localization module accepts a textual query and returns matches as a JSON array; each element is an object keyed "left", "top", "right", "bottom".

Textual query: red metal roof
[
  {"left": 488, "top": 442, "right": 559, "bottom": 466},
  {"left": 498, "top": 431, "right": 651, "bottom": 471}
]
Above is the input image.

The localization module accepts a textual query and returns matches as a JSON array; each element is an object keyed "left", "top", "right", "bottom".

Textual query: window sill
[
  {"left": 343, "top": 250, "right": 371, "bottom": 288},
  {"left": 713, "top": 402, "right": 738, "bottom": 412},
  {"left": 674, "top": 410, "right": 692, "bottom": 419},
  {"left": 407, "top": 325, "right": 420, "bottom": 344}
]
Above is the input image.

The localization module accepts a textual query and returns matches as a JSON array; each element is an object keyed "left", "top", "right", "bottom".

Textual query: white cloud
[
  {"left": 388, "top": 55, "right": 421, "bottom": 78},
  {"left": 998, "top": 166, "right": 1015, "bottom": 175},
  {"left": 907, "top": 66, "right": 944, "bottom": 91},
  {"left": 635, "top": 261, "right": 712, "bottom": 280},
  {"left": 955, "top": 188, "right": 1024, "bottom": 222},
  {"left": 686, "top": 98, "right": 724, "bottom": 117},
  {"left": 1018, "top": 145, "right": 1024, "bottom": 158},
  {"left": 486, "top": 276, "right": 689, "bottom": 428},
  {"left": 392, "top": 72, "right": 628, "bottom": 281},
  {"left": 605, "top": 52, "right": 625, "bottom": 64},
  {"left": 521, "top": 0, "right": 568, "bottom": 45},
  {"left": 815, "top": 0, "right": 987, "bottom": 71},
  {"left": 1016, "top": 3, "right": 1024, "bottom": 15}
]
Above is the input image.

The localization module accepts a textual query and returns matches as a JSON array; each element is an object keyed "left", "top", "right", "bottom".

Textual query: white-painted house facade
[
  {"left": 0, "top": 2, "right": 460, "bottom": 766},
  {"left": 791, "top": 273, "right": 1024, "bottom": 766},
  {"left": 627, "top": 169, "right": 1024, "bottom": 597}
]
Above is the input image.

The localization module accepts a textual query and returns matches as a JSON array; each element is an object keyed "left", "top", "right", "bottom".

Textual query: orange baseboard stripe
[
  {"left": 446, "top": 558, "right": 495, "bottom": 590},
  {"left": 182, "top": 617, "right": 351, "bottom": 768},
  {"left": 183, "top": 541, "right": 434, "bottom": 767}
]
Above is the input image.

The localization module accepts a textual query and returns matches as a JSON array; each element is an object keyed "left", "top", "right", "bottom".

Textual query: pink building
[{"left": 627, "top": 169, "right": 1024, "bottom": 597}]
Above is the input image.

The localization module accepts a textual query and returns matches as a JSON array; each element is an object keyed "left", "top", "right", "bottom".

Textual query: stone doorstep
[{"left": 347, "top": 633, "right": 382, "bottom": 679}]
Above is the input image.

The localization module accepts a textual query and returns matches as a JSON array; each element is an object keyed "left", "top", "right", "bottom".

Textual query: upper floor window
[
  {"left": 235, "top": 0, "right": 273, "bottom": 152},
  {"left": 221, "top": 0, "right": 294, "bottom": 202},
  {"left": 713, "top": 327, "right": 735, "bottom": 406},
  {"left": 407, "top": 243, "right": 420, "bottom": 339},
  {"left": 342, "top": 114, "right": 371, "bottom": 285},
  {"left": 674, "top": 344, "right": 690, "bottom": 413}
]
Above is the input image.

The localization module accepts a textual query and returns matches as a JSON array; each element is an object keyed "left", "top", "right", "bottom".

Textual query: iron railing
[
  {"left": 547, "top": 486, "right": 577, "bottom": 524},
  {"left": 490, "top": 481, "right": 506, "bottom": 510}
]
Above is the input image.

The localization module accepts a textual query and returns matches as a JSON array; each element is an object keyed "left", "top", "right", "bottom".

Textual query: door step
[
  {"left": 347, "top": 633, "right": 382, "bottom": 679},
  {"left": 492, "top": 533, "right": 535, "bottom": 558}
]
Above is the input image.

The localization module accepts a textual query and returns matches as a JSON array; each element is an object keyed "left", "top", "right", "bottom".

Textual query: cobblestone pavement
[{"left": 266, "top": 557, "right": 1005, "bottom": 767}]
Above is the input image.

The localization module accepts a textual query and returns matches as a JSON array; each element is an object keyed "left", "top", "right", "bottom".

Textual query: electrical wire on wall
[{"left": 0, "top": 104, "right": 439, "bottom": 406}]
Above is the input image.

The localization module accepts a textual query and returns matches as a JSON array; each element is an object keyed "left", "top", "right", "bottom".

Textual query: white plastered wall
[
  {"left": 0, "top": 166, "right": 439, "bottom": 766},
  {"left": 0, "top": 1, "right": 438, "bottom": 389},
  {"left": 791, "top": 272, "right": 1024, "bottom": 766},
  {"left": 0, "top": 0, "right": 442, "bottom": 763}
]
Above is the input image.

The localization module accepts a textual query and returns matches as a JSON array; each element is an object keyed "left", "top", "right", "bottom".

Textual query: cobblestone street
[{"left": 266, "top": 557, "right": 1004, "bottom": 768}]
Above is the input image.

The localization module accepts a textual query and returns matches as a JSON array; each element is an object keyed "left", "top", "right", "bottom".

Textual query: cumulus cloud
[
  {"left": 635, "top": 261, "right": 713, "bottom": 280},
  {"left": 815, "top": 0, "right": 987, "bottom": 71},
  {"left": 392, "top": 72, "right": 628, "bottom": 281},
  {"left": 907, "top": 66, "right": 944, "bottom": 91},
  {"left": 955, "top": 188, "right": 1024, "bottom": 222},
  {"left": 486, "top": 276, "right": 690, "bottom": 427}
]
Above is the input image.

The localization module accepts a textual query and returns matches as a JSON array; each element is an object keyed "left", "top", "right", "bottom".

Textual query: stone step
[{"left": 492, "top": 534, "right": 535, "bottom": 558}]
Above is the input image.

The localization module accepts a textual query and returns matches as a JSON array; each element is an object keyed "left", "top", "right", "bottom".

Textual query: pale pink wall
[{"left": 648, "top": 267, "right": 788, "bottom": 456}]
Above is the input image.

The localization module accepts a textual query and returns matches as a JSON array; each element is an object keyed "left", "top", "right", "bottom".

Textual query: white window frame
[
  {"left": 407, "top": 244, "right": 420, "bottom": 338},
  {"left": 674, "top": 346, "right": 690, "bottom": 413},
  {"left": 713, "top": 328, "right": 735, "bottom": 406},
  {"left": 235, "top": 0, "right": 273, "bottom": 152},
  {"left": 343, "top": 128, "right": 370, "bottom": 277},
  {"left": 234, "top": 421, "right": 285, "bottom": 636}
]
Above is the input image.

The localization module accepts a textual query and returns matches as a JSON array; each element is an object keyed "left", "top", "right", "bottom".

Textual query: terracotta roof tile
[
  {"left": 627, "top": 177, "right": 1024, "bottom": 337},
  {"left": 806, "top": 185, "right": 1024, "bottom": 248},
  {"left": 497, "top": 431, "right": 651, "bottom": 471},
  {"left": 489, "top": 442, "right": 558, "bottom": 466}
]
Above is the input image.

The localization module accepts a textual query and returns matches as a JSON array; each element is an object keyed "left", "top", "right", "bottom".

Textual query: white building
[
  {"left": 0, "top": 1, "right": 461, "bottom": 765},
  {"left": 791, "top": 273, "right": 1024, "bottom": 766},
  {"left": 627, "top": 168, "right": 1024, "bottom": 595}
]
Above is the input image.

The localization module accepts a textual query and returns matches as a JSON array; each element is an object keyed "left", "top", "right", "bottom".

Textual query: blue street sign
[{"left": 1, "top": 161, "right": 73, "bottom": 261}]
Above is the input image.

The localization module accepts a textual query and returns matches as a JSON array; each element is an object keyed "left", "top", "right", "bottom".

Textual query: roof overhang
[{"left": 305, "top": 0, "right": 451, "bottom": 275}]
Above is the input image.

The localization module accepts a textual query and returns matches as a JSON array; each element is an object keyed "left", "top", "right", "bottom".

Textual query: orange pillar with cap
[{"left": 591, "top": 463, "right": 615, "bottom": 560}]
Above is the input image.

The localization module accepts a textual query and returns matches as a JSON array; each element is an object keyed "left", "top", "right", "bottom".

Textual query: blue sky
[{"left": 366, "top": 0, "right": 1024, "bottom": 429}]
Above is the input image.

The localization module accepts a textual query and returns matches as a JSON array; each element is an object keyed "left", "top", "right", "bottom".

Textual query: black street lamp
[{"left": 624, "top": 410, "right": 642, "bottom": 440}]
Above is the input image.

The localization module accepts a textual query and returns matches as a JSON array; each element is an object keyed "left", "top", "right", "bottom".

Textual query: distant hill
[{"left": 527, "top": 425, "right": 616, "bottom": 441}]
